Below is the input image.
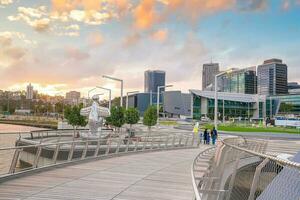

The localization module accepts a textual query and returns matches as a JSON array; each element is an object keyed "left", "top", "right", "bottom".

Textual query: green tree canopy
[
  {"left": 125, "top": 108, "right": 139, "bottom": 128},
  {"left": 64, "top": 104, "right": 87, "bottom": 132},
  {"left": 143, "top": 106, "right": 157, "bottom": 130},
  {"left": 107, "top": 106, "right": 125, "bottom": 129}
]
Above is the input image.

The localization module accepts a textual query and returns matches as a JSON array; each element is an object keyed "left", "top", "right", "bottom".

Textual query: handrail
[
  {"left": 191, "top": 147, "right": 216, "bottom": 200},
  {"left": 191, "top": 136, "right": 300, "bottom": 200},
  {"left": 221, "top": 137, "right": 300, "bottom": 169},
  {"left": 0, "top": 130, "right": 199, "bottom": 180}
]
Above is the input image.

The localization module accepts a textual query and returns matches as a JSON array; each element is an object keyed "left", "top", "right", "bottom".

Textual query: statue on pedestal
[{"left": 80, "top": 95, "right": 110, "bottom": 137}]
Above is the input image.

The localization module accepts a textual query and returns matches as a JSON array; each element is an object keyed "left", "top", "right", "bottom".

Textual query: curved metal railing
[
  {"left": 192, "top": 136, "right": 300, "bottom": 200},
  {"left": 0, "top": 129, "right": 200, "bottom": 180}
]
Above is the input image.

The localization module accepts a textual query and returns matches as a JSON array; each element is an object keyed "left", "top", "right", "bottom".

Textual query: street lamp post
[
  {"left": 214, "top": 71, "right": 228, "bottom": 130},
  {"left": 88, "top": 87, "right": 98, "bottom": 99},
  {"left": 126, "top": 91, "right": 139, "bottom": 110},
  {"left": 102, "top": 75, "right": 123, "bottom": 107},
  {"left": 96, "top": 86, "right": 112, "bottom": 110},
  {"left": 157, "top": 85, "right": 173, "bottom": 124}
]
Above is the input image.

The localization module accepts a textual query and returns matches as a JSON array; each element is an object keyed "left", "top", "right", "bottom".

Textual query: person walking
[
  {"left": 193, "top": 122, "right": 200, "bottom": 143},
  {"left": 211, "top": 127, "right": 218, "bottom": 145},
  {"left": 207, "top": 129, "right": 210, "bottom": 145},
  {"left": 203, "top": 129, "right": 208, "bottom": 144}
]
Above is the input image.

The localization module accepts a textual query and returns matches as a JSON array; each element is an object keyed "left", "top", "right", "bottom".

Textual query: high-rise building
[
  {"left": 144, "top": 70, "right": 166, "bottom": 93},
  {"left": 202, "top": 63, "right": 219, "bottom": 90},
  {"left": 257, "top": 59, "right": 288, "bottom": 96},
  {"left": 218, "top": 67, "right": 257, "bottom": 94},
  {"left": 26, "top": 83, "right": 33, "bottom": 100},
  {"left": 66, "top": 91, "right": 81, "bottom": 105}
]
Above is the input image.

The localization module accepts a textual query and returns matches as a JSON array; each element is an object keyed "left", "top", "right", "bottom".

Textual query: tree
[
  {"left": 64, "top": 104, "right": 87, "bottom": 136},
  {"left": 107, "top": 106, "right": 125, "bottom": 131},
  {"left": 125, "top": 108, "right": 140, "bottom": 135},
  {"left": 143, "top": 106, "right": 157, "bottom": 132}
]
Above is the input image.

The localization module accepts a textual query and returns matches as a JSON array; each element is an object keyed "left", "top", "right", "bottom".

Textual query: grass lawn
[
  {"left": 202, "top": 123, "right": 300, "bottom": 134},
  {"left": 159, "top": 121, "right": 179, "bottom": 126}
]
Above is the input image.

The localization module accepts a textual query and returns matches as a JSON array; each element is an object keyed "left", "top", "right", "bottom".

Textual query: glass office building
[
  {"left": 218, "top": 67, "right": 257, "bottom": 94},
  {"left": 257, "top": 59, "right": 288, "bottom": 96},
  {"left": 144, "top": 70, "right": 166, "bottom": 93},
  {"left": 266, "top": 95, "right": 300, "bottom": 117},
  {"left": 190, "top": 90, "right": 266, "bottom": 120}
]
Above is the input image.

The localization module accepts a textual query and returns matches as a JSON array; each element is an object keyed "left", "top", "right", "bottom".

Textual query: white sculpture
[{"left": 80, "top": 95, "right": 110, "bottom": 136}]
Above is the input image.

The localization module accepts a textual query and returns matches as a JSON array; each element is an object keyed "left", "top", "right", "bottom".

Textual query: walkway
[{"left": 0, "top": 147, "right": 208, "bottom": 200}]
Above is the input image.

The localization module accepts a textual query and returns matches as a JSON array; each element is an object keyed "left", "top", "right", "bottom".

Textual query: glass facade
[
  {"left": 218, "top": 68, "right": 257, "bottom": 94},
  {"left": 192, "top": 94, "right": 255, "bottom": 120},
  {"left": 269, "top": 95, "right": 300, "bottom": 116}
]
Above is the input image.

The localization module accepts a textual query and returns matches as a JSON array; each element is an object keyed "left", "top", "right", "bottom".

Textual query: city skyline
[{"left": 1, "top": 1, "right": 300, "bottom": 98}]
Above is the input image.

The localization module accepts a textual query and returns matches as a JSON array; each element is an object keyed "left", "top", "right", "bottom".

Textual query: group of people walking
[{"left": 193, "top": 122, "right": 218, "bottom": 145}]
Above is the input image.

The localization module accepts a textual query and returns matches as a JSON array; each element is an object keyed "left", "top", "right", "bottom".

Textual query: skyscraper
[
  {"left": 144, "top": 70, "right": 166, "bottom": 93},
  {"left": 218, "top": 67, "right": 257, "bottom": 94},
  {"left": 26, "top": 83, "right": 33, "bottom": 100},
  {"left": 257, "top": 59, "right": 288, "bottom": 96},
  {"left": 202, "top": 63, "right": 219, "bottom": 90}
]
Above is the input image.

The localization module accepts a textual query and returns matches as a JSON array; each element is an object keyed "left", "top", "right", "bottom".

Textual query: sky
[{"left": 0, "top": 0, "right": 300, "bottom": 99}]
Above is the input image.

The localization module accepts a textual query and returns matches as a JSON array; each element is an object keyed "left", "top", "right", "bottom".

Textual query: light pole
[
  {"left": 150, "top": 90, "right": 152, "bottom": 105},
  {"left": 126, "top": 91, "right": 139, "bottom": 110},
  {"left": 88, "top": 87, "right": 98, "bottom": 99},
  {"left": 157, "top": 85, "right": 173, "bottom": 124},
  {"left": 102, "top": 75, "right": 123, "bottom": 107},
  {"left": 96, "top": 86, "right": 112, "bottom": 110},
  {"left": 214, "top": 71, "right": 229, "bottom": 129}
]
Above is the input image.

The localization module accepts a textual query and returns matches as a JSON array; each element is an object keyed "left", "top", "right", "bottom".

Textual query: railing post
[
  {"left": 125, "top": 138, "right": 130, "bottom": 152},
  {"left": 134, "top": 139, "right": 139, "bottom": 152},
  {"left": 105, "top": 138, "right": 111, "bottom": 155},
  {"left": 165, "top": 136, "right": 169, "bottom": 149},
  {"left": 33, "top": 146, "right": 42, "bottom": 168},
  {"left": 158, "top": 136, "right": 161, "bottom": 149},
  {"left": 178, "top": 135, "right": 183, "bottom": 147},
  {"left": 150, "top": 137, "right": 155, "bottom": 150},
  {"left": 172, "top": 135, "right": 176, "bottom": 148},
  {"left": 142, "top": 136, "right": 147, "bottom": 151},
  {"left": 94, "top": 138, "right": 101, "bottom": 157},
  {"left": 68, "top": 142, "right": 75, "bottom": 161},
  {"left": 248, "top": 158, "right": 269, "bottom": 200},
  {"left": 184, "top": 136, "right": 189, "bottom": 147},
  {"left": 225, "top": 151, "right": 243, "bottom": 200},
  {"left": 9, "top": 149, "right": 22, "bottom": 174},
  {"left": 52, "top": 144, "right": 61, "bottom": 164},
  {"left": 115, "top": 138, "right": 121, "bottom": 154},
  {"left": 81, "top": 141, "right": 89, "bottom": 159}
]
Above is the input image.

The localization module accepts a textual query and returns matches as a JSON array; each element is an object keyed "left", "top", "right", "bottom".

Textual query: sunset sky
[{"left": 1, "top": 0, "right": 300, "bottom": 98}]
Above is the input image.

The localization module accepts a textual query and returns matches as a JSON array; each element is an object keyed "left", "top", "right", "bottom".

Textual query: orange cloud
[
  {"left": 165, "top": 0, "right": 236, "bottom": 21},
  {"left": 151, "top": 29, "right": 168, "bottom": 42},
  {"left": 87, "top": 32, "right": 103, "bottom": 47},
  {"left": 133, "top": 0, "right": 157, "bottom": 30}
]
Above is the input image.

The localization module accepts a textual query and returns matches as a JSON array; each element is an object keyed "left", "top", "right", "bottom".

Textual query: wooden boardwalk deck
[{"left": 0, "top": 147, "right": 210, "bottom": 200}]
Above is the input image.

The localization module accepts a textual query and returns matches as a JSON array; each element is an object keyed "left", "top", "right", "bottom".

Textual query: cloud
[
  {"left": 69, "top": 9, "right": 111, "bottom": 25},
  {"left": 65, "top": 46, "right": 90, "bottom": 60},
  {"left": 0, "top": 33, "right": 27, "bottom": 68},
  {"left": 87, "top": 32, "right": 104, "bottom": 47},
  {"left": 0, "top": 0, "right": 13, "bottom": 6},
  {"left": 237, "top": 0, "right": 268, "bottom": 11},
  {"left": 123, "top": 32, "right": 141, "bottom": 46},
  {"left": 151, "top": 29, "right": 168, "bottom": 42},
  {"left": 133, "top": 0, "right": 157, "bottom": 30},
  {"left": 281, "top": 0, "right": 290, "bottom": 11},
  {"left": 8, "top": 6, "right": 50, "bottom": 32}
]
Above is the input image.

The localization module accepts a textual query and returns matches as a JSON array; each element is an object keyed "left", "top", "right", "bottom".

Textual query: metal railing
[
  {"left": 192, "top": 136, "right": 300, "bottom": 200},
  {"left": 0, "top": 130, "right": 200, "bottom": 180}
]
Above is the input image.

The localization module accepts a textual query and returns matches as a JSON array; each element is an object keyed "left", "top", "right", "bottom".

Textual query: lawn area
[
  {"left": 202, "top": 123, "right": 300, "bottom": 134},
  {"left": 159, "top": 120, "right": 179, "bottom": 126}
]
